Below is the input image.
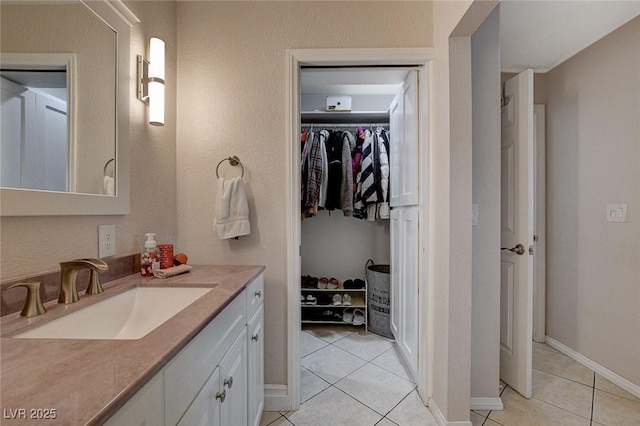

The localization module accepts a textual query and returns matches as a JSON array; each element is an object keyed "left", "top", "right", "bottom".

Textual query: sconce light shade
[
  {"left": 148, "top": 37, "right": 165, "bottom": 126},
  {"left": 137, "top": 37, "right": 165, "bottom": 126}
]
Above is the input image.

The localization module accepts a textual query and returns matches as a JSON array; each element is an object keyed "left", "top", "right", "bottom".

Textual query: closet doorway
[{"left": 285, "top": 48, "right": 434, "bottom": 412}]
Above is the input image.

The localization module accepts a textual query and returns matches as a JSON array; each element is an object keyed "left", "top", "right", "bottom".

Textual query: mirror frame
[{"left": 0, "top": 0, "right": 139, "bottom": 216}]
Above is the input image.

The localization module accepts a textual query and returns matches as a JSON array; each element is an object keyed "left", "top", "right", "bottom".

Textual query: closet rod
[{"left": 300, "top": 122, "right": 389, "bottom": 128}]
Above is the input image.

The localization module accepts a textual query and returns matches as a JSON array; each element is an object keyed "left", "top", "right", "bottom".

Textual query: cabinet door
[
  {"left": 389, "top": 71, "right": 419, "bottom": 207},
  {"left": 220, "top": 328, "right": 248, "bottom": 426},
  {"left": 390, "top": 208, "right": 402, "bottom": 340},
  {"left": 248, "top": 305, "right": 264, "bottom": 426},
  {"left": 177, "top": 367, "right": 221, "bottom": 426},
  {"left": 399, "top": 206, "right": 419, "bottom": 374},
  {"left": 104, "top": 373, "right": 164, "bottom": 426}
]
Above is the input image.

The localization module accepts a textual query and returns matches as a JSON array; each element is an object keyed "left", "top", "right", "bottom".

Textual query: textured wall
[
  {"left": 545, "top": 16, "right": 640, "bottom": 385},
  {"left": 175, "top": 0, "right": 432, "bottom": 387},
  {"left": 0, "top": 1, "right": 178, "bottom": 280}
]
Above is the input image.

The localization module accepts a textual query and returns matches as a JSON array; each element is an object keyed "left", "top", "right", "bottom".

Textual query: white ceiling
[
  {"left": 301, "top": 68, "right": 406, "bottom": 96},
  {"left": 501, "top": 0, "right": 640, "bottom": 72}
]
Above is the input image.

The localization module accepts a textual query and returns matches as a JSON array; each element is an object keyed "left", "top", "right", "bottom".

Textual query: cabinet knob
[
  {"left": 254, "top": 290, "right": 262, "bottom": 298},
  {"left": 224, "top": 376, "right": 234, "bottom": 389},
  {"left": 252, "top": 333, "right": 259, "bottom": 342},
  {"left": 216, "top": 389, "right": 226, "bottom": 403}
]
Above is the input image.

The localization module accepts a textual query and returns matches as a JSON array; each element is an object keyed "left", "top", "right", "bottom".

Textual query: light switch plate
[
  {"left": 98, "top": 224, "right": 116, "bottom": 258},
  {"left": 606, "top": 204, "right": 627, "bottom": 223}
]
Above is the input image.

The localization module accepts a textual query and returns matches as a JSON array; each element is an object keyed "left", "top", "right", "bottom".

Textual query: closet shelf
[
  {"left": 301, "top": 110, "right": 389, "bottom": 124},
  {"left": 301, "top": 320, "right": 367, "bottom": 325},
  {"left": 301, "top": 287, "right": 366, "bottom": 292}
]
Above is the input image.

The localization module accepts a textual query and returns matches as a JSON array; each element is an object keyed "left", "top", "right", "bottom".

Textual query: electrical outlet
[{"left": 98, "top": 224, "right": 116, "bottom": 258}]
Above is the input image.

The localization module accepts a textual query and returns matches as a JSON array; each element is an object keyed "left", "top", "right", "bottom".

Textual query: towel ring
[
  {"left": 216, "top": 156, "right": 244, "bottom": 178},
  {"left": 103, "top": 158, "right": 115, "bottom": 177}
]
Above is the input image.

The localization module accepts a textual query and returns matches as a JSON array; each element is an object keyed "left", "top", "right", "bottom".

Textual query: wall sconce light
[{"left": 137, "top": 37, "right": 165, "bottom": 126}]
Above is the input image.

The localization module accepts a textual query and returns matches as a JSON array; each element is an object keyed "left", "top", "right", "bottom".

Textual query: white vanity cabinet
[
  {"left": 105, "top": 273, "right": 264, "bottom": 426},
  {"left": 247, "top": 275, "right": 264, "bottom": 426}
]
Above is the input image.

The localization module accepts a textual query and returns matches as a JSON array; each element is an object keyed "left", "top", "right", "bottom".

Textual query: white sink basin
[{"left": 13, "top": 287, "right": 213, "bottom": 340}]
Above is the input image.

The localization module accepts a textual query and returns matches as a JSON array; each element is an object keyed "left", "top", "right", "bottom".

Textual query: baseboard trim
[
  {"left": 545, "top": 336, "right": 640, "bottom": 399},
  {"left": 470, "top": 397, "right": 503, "bottom": 411},
  {"left": 428, "top": 398, "right": 473, "bottom": 426},
  {"left": 264, "top": 384, "right": 290, "bottom": 412}
]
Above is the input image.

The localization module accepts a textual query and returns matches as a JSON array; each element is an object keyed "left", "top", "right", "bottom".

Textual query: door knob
[{"left": 501, "top": 244, "right": 525, "bottom": 255}]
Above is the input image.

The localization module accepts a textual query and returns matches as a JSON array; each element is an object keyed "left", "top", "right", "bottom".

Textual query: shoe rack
[{"left": 301, "top": 279, "right": 368, "bottom": 332}]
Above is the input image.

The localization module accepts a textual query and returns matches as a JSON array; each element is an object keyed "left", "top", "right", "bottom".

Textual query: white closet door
[
  {"left": 389, "top": 71, "right": 419, "bottom": 207},
  {"left": 390, "top": 206, "right": 419, "bottom": 377},
  {"left": 390, "top": 208, "right": 402, "bottom": 339}
]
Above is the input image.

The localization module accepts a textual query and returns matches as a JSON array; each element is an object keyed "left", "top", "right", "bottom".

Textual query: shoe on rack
[
  {"left": 342, "top": 294, "right": 352, "bottom": 306},
  {"left": 327, "top": 278, "right": 340, "bottom": 289},
  {"left": 318, "top": 277, "right": 329, "bottom": 289},
  {"left": 343, "top": 308, "right": 354, "bottom": 323},
  {"left": 332, "top": 294, "right": 342, "bottom": 306},
  {"left": 353, "top": 279, "right": 365, "bottom": 289},
  {"left": 305, "top": 295, "right": 317, "bottom": 305},
  {"left": 352, "top": 308, "right": 365, "bottom": 325},
  {"left": 343, "top": 279, "right": 355, "bottom": 289}
]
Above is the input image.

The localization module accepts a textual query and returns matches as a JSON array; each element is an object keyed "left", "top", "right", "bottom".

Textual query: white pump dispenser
[
  {"left": 145, "top": 233, "right": 157, "bottom": 249},
  {"left": 141, "top": 233, "right": 160, "bottom": 276}
]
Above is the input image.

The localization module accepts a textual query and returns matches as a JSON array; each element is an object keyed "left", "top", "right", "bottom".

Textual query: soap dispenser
[{"left": 141, "top": 233, "right": 160, "bottom": 276}]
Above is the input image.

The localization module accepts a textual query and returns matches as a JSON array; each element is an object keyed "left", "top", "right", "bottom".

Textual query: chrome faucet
[{"left": 58, "top": 258, "right": 109, "bottom": 304}]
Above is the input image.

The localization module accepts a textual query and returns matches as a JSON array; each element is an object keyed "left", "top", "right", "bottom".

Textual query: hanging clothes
[
  {"left": 304, "top": 131, "right": 323, "bottom": 216},
  {"left": 301, "top": 125, "right": 390, "bottom": 221},
  {"left": 376, "top": 128, "right": 390, "bottom": 219},
  {"left": 324, "top": 131, "right": 343, "bottom": 211},
  {"left": 340, "top": 131, "right": 355, "bottom": 217}
]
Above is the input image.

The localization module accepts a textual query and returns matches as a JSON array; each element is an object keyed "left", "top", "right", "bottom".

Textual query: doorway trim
[
  {"left": 533, "top": 104, "right": 546, "bottom": 343},
  {"left": 284, "top": 47, "right": 434, "bottom": 411}
]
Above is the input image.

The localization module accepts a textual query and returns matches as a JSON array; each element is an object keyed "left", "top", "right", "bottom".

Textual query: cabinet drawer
[
  {"left": 246, "top": 273, "right": 264, "bottom": 321},
  {"left": 165, "top": 291, "right": 246, "bottom": 426}
]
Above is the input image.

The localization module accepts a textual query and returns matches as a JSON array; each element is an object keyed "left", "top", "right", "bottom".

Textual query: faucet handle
[
  {"left": 81, "top": 258, "right": 109, "bottom": 295},
  {"left": 6, "top": 282, "right": 47, "bottom": 317},
  {"left": 80, "top": 258, "right": 109, "bottom": 273}
]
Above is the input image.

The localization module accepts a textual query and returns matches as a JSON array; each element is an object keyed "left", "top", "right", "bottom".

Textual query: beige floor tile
[
  {"left": 595, "top": 374, "right": 640, "bottom": 403},
  {"left": 300, "top": 330, "right": 329, "bottom": 357},
  {"left": 333, "top": 331, "right": 394, "bottom": 361},
  {"left": 285, "top": 386, "right": 383, "bottom": 426},
  {"left": 532, "top": 346, "right": 594, "bottom": 386},
  {"left": 260, "top": 411, "right": 283, "bottom": 426},
  {"left": 335, "top": 363, "right": 415, "bottom": 416},
  {"left": 532, "top": 369, "right": 593, "bottom": 418},
  {"left": 268, "top": 416, "right": 293, "bottom": 426},
  {"left": 470, "top": 410, "right": 486, "bottom": 426},
  {"left": 300, "top": 367, "right": 330, "bottom": 403},
  {"left": 473, "top": 410, "right": 490, "bottom": 416},
  {"left": 302, "top": 324, "right": 358, "bottom": 343},
  {"left": 386, "top": 389, "right": 438, "bottom": 426},
  {"left": 489, "top": 387, "right": 591, "bottom": 426},
  {"left": 485, "top": 419, "right": 503, "bottom": 426},
  {"left": 592, "top": 389, "right": 640, "bottom": 425},
  {"left": 375, "top": 418, "right": 398, "bottom": 426},
  {"left": 301, "top": 344, "right": 367, "bottom": 384},
  {"left": 370, "top": 346, "right": 414, "bottom": 382},
  {"left": 533, "top": 341, "right": 561, "bottom": 354}
]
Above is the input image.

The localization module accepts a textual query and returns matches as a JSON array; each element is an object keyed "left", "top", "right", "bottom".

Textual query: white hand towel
[
  {"left": 214, "top": 176, "right": 251, "bottom": 239},
  {"left": 103, "top": 176, "right": 115, "bottom": 195}
]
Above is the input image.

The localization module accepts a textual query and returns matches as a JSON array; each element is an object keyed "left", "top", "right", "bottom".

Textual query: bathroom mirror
[{"left": 0, "top": 0, "right": 138, "bottom": 216}]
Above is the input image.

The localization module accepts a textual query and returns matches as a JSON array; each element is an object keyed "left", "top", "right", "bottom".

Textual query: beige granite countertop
[{"left": 0, "top": 265, "right": 265, "bottom": 425}]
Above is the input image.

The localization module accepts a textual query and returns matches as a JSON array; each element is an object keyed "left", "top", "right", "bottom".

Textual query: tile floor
[{"left": 261, "top": 327, "right": 640, "bottom": 426}]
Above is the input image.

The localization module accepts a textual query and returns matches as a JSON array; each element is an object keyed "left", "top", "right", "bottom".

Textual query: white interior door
[{"left": 500, "top": 69, "right": 534, "bottom": 399}]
